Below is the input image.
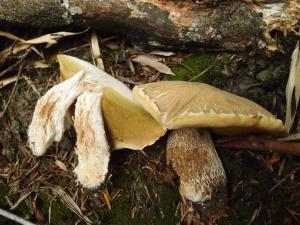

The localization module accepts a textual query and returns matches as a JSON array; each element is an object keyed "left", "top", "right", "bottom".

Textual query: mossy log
[{"left": 0, "top": 0, "right": 299, "bottom": 50}]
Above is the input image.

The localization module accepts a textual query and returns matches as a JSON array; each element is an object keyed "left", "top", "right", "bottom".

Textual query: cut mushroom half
[
  {"left": 73, "top": 91, "right": 110, "bottom": 188},
  {"left": 28, "top": 70, "right": 86, "bottom": 156},
  {"left": 58, "top": 54, "right": 166, "bottom": 150},
  {"left": 28, "top": 55, "right": 165, "bottom": 188},
  {"left": 132, "top": 81, "right": 285, "bottom": 204}
]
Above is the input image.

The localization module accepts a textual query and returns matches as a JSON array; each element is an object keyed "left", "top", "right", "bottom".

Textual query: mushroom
[
  {"left": 58, "top": 54, "right": 166, "bottom": 150},
  {"left": 28, "top": 55, "right": 165, "bottom": 188},
  {"left": 132, "top": 81, "right": 285, "bottom": 204},
  {"left": 73, "top": 91, "right": 110, "bottom": 187}
]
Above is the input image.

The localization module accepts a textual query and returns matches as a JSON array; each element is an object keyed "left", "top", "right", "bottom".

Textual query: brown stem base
[{"left": 167, "top": 128, "right": 227, "bottom": 217}]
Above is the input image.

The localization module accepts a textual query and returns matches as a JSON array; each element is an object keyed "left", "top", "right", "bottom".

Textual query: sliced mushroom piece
[
  {"left": 28, "top": 71, "right": 86, "bottom": 156},
  {"left": 73, "top": 91, "right": 110, "bottom": 188},
  {"left": 101, "top": 87, "right": 166, "bottom": 150},
  {"left": 28, "top": 55, "right": 166, "bottom": 188},
  {"left": 57, "top": 54, "right": 133, "bottom": 101},
  {"left": 132, "top": 81, "right": 285, "bottom": 204},
  {"left": 58, "top": 54, "right": 166, "bottom": 150}
]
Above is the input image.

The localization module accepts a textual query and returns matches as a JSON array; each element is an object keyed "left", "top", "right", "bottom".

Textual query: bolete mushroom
[
  {"left": 132, "top": 81, "right": 285, "bottom": 204},
  {"left": 57, "top": 54, "right": 166, "bottom": 150},
  {"left": 28, "top": 55, "right": 165, "bottom": 188}
]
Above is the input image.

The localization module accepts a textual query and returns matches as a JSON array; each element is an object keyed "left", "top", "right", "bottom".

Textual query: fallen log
[{"left": 0, "top": 0, "right": 299, "bottom": 50}]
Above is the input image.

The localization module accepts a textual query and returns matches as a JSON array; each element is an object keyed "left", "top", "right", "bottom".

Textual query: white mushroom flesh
[
  {"left": 28, "top": 71, "right": 86, "bottom": 156},
  {"left": 73, "top": 91, "right": 110, "bottom": 188}
]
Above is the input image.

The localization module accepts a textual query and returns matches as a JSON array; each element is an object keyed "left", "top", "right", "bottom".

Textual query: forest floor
[{"left": 0, "top": 26, "right": 299, "bottom": 225}]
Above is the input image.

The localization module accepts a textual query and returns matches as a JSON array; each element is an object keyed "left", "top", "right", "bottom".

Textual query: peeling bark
[{"left": 0, "top": 0, "right": 298, "bottom": 50}]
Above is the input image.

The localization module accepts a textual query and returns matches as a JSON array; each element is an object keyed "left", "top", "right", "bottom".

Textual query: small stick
[
  {"left": 216, "top": 135, "right": 300, "bottom": 156},
  {"left": 0, "top": 61, "right": 24, "bottom": 118},
  {"left": 0, "top": 208, "right": 36, "bottom": 225}
]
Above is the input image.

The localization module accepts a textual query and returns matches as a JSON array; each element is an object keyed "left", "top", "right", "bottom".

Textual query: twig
[
  {"left": 90, "top": 31, "right": 105, "bottom": 70},
  {"left": 10, "top": 190, "right": 33, "bottom": 210},
  {"left": 0, "top": 208, "right": 36, "bottom": 225},
  {"left": 189, "top": 55, "right": 221, "bottom": 81},
  {"left": 0, "top": 61, "right": 24, "bottom": 118},
  {"left": 0, "top": 59, "right": 22, "bottom": 78},
  {"left": 216, "top": 135, "right": 300, "bottom": 156},
  {"left": 269, "top": 167, "right": 300, "bottom": 192},
  {"left": 22, "top": 75, "right": 41, "bottom": 97},
  {"left": 0, "top": 48, "right": 31, "bottom": 78}
]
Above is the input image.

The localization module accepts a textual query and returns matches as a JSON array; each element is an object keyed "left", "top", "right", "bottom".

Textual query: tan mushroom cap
[{"left": 132, "top": 81, "right": 286, "bottom": 134}]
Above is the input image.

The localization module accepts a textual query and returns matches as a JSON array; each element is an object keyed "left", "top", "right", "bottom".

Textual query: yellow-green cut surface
[{"left": 102, "top": 88, "right": 166, "bottom": 150}]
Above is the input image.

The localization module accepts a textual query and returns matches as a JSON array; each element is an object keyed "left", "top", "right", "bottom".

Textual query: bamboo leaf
[
  {"left": 132, "top": 54, "right": 175, "bottom": 75},
  {"left": 285, "top": 42, "right": 300, "bottom": 133}
]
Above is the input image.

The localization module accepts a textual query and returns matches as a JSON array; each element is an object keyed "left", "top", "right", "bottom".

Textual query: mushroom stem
[
  {"left": 166, "top": 128, "right": 227, "bottom": 203},
  {"left": 73, "top": 91, "right": 110, "bottom": 188}
]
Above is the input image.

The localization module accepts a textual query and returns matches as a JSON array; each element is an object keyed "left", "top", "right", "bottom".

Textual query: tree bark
[{"left": 0, "top": 0, "right": 299, "bottom": 50}]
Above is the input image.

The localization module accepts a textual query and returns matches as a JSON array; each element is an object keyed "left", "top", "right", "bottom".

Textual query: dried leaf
[
  {"left": 149, "top": 50, "right": 175, "bottom": 57},
  {"left": 132, "top": 54, "right": 175, "bottom": 75},
  {"left": 0, "top": 76, "right": 18, "bottom": 89},
  {"left": 55, "top": 160, "right": 68, "bottom": 172},
  {"left": 33, "top": 61, "right": 50, "bottom": 69},
  {"left": 0, "top": 29, "right": 88, "bottom": 64},
  {"left": 0, "top": 31, "right": 24, "bottom": 42},
  {"left": 49, "top": 186, "right": 92, "bottom": 224},
  {"left": 105, "top": 41, "right": 120, "bottom": 50},
  {"left": 90, "top": 32, "right": 104, "bottom": 70},
  {"left": 102, "top": 191, "right": 112, "bottom": 211},
  {"left": 278, "top": 132, "right": 300, "bottom": 141},
  {"left": 32, "top": 196, "right": 44, "bottom": 223},
  {"left": 22, "top": 30, "right": 88, "bottom": 46},
  {"left": 285, "top": 42, "right": 300, "bottom": 133}
]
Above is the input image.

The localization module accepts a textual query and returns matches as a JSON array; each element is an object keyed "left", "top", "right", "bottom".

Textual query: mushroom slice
[
  {"left": 58, "top": 54, "right": 166, "bottom": 150},
  {"left": 132, "top": 81, "right": 285, "bottom": 204},
  {"left": 57, "top": 54, "right": 133, "bottom": 100},
  {"left": 73, "top": 91, "right": 110, "bottom": 188},
  {"left": 28, "top": 71, "right": 86, "bottom": 156},
  {"left": 167, "top": 128, "right": 226, "bottom": 203}
]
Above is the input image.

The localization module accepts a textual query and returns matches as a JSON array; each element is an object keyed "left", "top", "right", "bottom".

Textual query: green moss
[
  {"left": 170, "top": 53, "right": 230, "bottom": 86},
  {"left": 0, "top": 182, "right": 10, "bottom": 208},
  {"left": 276, "top": 31, "right": 300, "bottom": 55},
  {"left": 0, "top": 182, "right": 34, "bottom": 222},
  {"left": 38, "top": 191, "right": 79, "bottom": 225},
  {"left": 96, "top": 184, "right": 179, "bottom": 225}
]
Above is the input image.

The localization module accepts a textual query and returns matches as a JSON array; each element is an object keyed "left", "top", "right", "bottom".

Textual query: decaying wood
[{"left": 0, "top": 0, "right": 299, "bottom": 50}]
